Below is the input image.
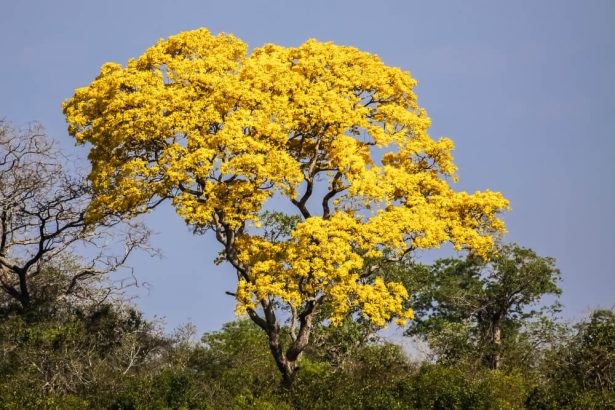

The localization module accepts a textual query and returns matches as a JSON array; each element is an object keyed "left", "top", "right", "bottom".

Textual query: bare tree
[{"left": 0, "top": 120, "right": 152, "bottom": 310}]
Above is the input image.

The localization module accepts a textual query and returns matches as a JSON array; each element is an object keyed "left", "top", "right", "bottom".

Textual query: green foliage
[
  {"left": 527, "top": 309, "right": 615, "bottom": 409},
  {"left": 0, "top": 302, "right": 167, "bottom": 409},
  {"left": 405, "top": 243, "right": 562, "bottom": 371},
  {"left": 259, "top": 211, "right": 303, "bottom": 243},
  {"left": 571, "top": 309, "right": 615, "bottom": 391},
  {"left": 305, "top": 315, "right": 378, "bottom": 366},
  {"left": 194, "top": 320, "right": 281, "bottom": 399},
  {"left": 411, "top": 365, "right": 480, "bottom": 409},
  {"left": 1, "top": 240, "right": 612, "bottom": 409},
  {"left": 2, "top": 302, "right": 614, "bottom": 409}
]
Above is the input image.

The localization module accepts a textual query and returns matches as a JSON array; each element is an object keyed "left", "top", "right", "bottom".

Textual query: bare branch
[{"left": 0, "top": 121, "right": 153, "bottom": 308}]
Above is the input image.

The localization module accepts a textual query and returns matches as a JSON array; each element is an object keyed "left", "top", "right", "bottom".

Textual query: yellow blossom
[{"left": 63, "top": 28, "right": 509, "bottom": 329}]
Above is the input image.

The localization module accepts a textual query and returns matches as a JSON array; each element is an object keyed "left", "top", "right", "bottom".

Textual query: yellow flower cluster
[{"left": 64, "top": 28, "right": 509, "bottom": 328}]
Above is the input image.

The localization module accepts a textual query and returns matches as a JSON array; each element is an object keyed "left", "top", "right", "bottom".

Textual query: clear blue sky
[{"left": 1, "top": 0, "right": 613, "bottom": 333}]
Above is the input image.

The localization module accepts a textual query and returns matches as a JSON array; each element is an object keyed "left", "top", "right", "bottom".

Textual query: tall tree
[
  {"left": 63, "top": 28, "right": 509, "bottom": 382},
  {"left": 406, "top": 243, "right": 561, "bottom": 370}
]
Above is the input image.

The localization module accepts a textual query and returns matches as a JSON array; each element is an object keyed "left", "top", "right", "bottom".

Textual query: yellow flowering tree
[{"left": 63, "top": 28, "right": 509, "bottom": 382}]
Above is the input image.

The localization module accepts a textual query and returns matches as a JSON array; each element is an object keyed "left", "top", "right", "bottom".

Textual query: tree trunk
[
  {"left": 492, "top": 323, "right": 501, "bottom": 370},
  {"left": 18, "top": 271, "right": 30, "bottom": 309},
  {"left": 247, "top": 298, "right": 316, "bottom": 386},
  {"left": 488, "top": 319, "right": 502, "bottom": 370},
  {"left": 264, "top": 320, "right": 298, "bottom": 385}
]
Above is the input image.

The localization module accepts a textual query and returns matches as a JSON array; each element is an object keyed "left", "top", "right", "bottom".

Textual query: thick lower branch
[
  {"left": 246, "top": 307, "right": 268, "bottom": 331},
  {"left": 286, "top": 299, "right": 319, "bottom": 362},
  {"left": 260, "top": 298, "right": 296, "bottom": 382},
  {"left": 291, "top": 177, "right": 313, "bottom": 219},
  {"left": 17, "top": 270, "right": 30, "bottom": 308},
  {"left": 242, "top": 297, "right": 320, "bottom": 384}
]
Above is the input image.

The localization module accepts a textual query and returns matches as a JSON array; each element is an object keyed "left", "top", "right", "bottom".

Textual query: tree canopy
[
  {"left": 405, "top": 243, "right": 562, "bottom": 370},
  {"left": 63, "top": 28, "right": 509, "bottom": 380}
]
